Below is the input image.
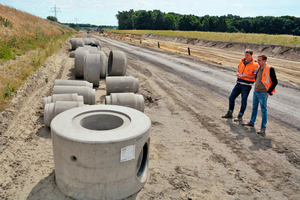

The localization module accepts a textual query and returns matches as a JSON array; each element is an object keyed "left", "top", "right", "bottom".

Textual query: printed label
[{"left": 120, "top": 145, "right": 135, "bottom": 162}]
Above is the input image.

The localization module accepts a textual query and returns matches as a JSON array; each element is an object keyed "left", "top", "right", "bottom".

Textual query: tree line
[{"left": 116, "top": 10, "right": 300, "bottom": 36}]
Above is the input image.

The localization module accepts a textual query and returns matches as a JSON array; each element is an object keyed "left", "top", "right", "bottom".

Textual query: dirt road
[{"left": 0, "top": 35, "right": 300, "bottom": 199}]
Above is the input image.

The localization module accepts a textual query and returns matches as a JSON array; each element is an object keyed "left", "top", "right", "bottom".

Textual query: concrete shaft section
[
  {"left": 75, "top": 49, "right": 89, "bottom": 78},
  {"left": 106, "top": 76, "right": 139, "bottom": 95},
  {"left": 77, "top": 46, "right": 100, "bottom": 51},
  {"left": 105, "top": 93, "right": 145, "bottom": 112},
  {"left": 54, "top": 79, "right": 93, "bottom": 88},
  {"left": 92, "top": 38, "right": 101, "bottom": 49},
  {"left": 51, "top": 105, "right": 151, "bottom": 200},
  {"left": 53, "top": 86, "right": 95, "bottom": 105},
  {"left": 84, "top": 38, "right": 95, "bottom": 46},
  {"left": 44, "top": 101, "right": 84, "bottom": 127},
  {"left": 108, "top": 50, "right": 127, "bottom": 76},
  {"left": 83, "top": 54, "right": 100, "bottom": 87},
  {"left": 69, "top": 51, "right": 75, "bottom": 58},
  {"left": 70, "top": 38, "right": 84, "bottom": 50},
  {"left": 43, "top": 93, "right": 84, "bottom": 107},
  {"left": 99, "top": 51, "right": 107, "bottom": 78}
]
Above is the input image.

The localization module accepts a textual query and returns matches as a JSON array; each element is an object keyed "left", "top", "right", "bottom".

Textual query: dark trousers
[{"left": 228, "top": 83, "right": 252, "bottom": 115}]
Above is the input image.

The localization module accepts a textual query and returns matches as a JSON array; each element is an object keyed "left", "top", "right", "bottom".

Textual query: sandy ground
[{"left": 0, "top": 34, "right": 300, "bottom": 200}]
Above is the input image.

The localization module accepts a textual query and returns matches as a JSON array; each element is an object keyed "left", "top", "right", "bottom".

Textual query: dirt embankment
[{"left": 141, "top": 34, "right": 300, "bottom": 62}]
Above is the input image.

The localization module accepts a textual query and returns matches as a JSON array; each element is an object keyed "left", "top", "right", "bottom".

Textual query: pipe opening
[
  {"left": 137, "top": 142, "right": 148, "bottom": 178},
  {"left": 80, "top": 114, "right": 124, "bottom": 130}
]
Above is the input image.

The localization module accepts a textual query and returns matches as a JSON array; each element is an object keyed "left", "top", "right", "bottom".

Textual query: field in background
[
  {"left": 108, "top": 30, "right": 300, "bottom": 47},
  {"left": 0, "top": 4, "right": 76, "bottom": 111}
]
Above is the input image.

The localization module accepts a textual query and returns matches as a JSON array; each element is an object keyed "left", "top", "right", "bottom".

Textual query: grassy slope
[
  {"left": 108, "top": 30, "right": 300, "bottom": 47},
  {"left": 0, "top": 4, "right": 76, "bottom": 110}
]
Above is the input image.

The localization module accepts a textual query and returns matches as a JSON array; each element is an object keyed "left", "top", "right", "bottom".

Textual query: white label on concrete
[{"left": 121, "top": 145, "right": 135, "bottom": 162}]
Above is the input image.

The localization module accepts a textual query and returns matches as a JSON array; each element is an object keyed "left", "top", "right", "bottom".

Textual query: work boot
[
  {"left": 243, "top": 122, "right": 254, "bottom": 127},
  {"left": 234, "top": 114, "right": 243, "bottom": 122},
  {"left": 257, "top": 129, "right": 266, "bottom": 135},
  {"left": 222, "top": 111, "right": 232, "bottom": 118}
]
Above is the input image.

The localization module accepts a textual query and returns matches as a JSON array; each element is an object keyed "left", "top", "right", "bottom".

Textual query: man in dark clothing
[
  {"left": 243, "top": 54, "right": 278, "bottom": 135},
  {"left": 222, "top": 49, "right": 259, "bottom": 121}
]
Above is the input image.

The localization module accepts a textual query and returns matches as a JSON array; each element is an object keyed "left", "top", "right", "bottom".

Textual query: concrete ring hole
[
  {"left": 136, "top": 142, "right": 148, "bottom": 178},
  {"left": 74, "top": 111, "right": 131, "bottom": 131}
]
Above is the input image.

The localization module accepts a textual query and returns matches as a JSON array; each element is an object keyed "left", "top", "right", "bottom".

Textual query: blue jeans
[
  {"left": 250, "top": 90, "right": 269, "bottom": 129},
  {"left": 228, "top": 83, "right": 252, "bottom": 115}
]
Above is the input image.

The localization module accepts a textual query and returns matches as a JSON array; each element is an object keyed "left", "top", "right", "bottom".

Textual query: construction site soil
[{"left": 0, "top": 33, "right": 299, "bottom": 199}]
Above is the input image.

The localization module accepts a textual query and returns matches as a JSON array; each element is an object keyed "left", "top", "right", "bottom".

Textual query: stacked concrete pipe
[
  {"left": 43, "top": 93, "right": 84, "bottom": 107},
  {"left": 83, "top": 54, "right": 101, "bottom": 87},
  {"left": 44, "top": 101, "right": 85, "bottom": 127},
  {"left": 106, "top": 76, "right": 139, "bottom": 95},
  {"left": 105, "top": 93, "right": 145, "bottom": 112},
  {"left": 54, "top": 79, "right": 93, "bottom": 88},
  {"left": 108, "top": 50, "right": 127, "bottom": 76},
  {"left": 51, "top": 105, "right": 151, "bottom": 200},
  {"left": 69, "top": 38, "right": 84, "bottom": 50},
  {"left": 75, "top": 49, "right": 89, "bottom": 78},
  {"left": 53, "top": 85, "right": 95, "bottom": 105}
]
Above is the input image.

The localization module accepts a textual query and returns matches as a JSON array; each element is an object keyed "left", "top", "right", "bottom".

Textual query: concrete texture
[
  {"left": 108, "top": 50, "right": 127, "bottom": 76},
  {"left": 53, "top": 85, "right": 95, "bottom": 105},
  {"left": 54, "top": 79, "right": 93, "bottom": 88},
  {"left": 106, "top": 76, "right": 139, "bottom": 95},
  {"left": 105, "top": 93, "right": 145, "bottom": 112},
  {"left": 99, "top": 51, "right": 107, "bottom": 78},
  {"left": 69, "top": 51, "right": 75, "bottom": 58},
  {"left": 51, "top": 105, "right": 151, "bottom": 200},
  {"left": 83, "top": 54, "right": 100, "bottom": 87},
  {"left": 43, "top": 93, "right": 84, "bottom": 107},
  {"left": 44, "top": 101, "right": 84, "bottom": 127},
  {"left": 75, "top": 49, "right": 89, "bottom": 78},
  {"left": 69, "top": 38, "right": 84, "bottom": 50}
]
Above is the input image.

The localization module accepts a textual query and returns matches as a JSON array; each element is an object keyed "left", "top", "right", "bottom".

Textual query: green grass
[{"left": 107, "top": 30, "right": 300, "bottom": 47}]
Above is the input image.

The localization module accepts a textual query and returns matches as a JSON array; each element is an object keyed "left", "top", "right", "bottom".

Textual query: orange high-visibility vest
[
  {"left": 261, "top": 64, "right": 276, "bottom": 94},
  {"left": 237, "top": 57, "right": 259, "bottom": 82}
]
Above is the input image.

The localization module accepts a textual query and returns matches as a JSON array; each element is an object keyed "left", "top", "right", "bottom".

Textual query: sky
[{"left": 1, "top": 0, "right": 300, "bottom": 26}]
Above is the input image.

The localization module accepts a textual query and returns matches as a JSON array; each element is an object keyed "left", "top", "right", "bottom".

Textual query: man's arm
[{"left": 267, "top": 67, "right": 278, "bottom": 95}]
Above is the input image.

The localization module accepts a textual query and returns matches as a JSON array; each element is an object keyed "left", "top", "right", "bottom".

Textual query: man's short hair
[
  {"left": 245, "top": 49, "right": 253, "bottom": 55},
  {"left": 258, "top": 54, "right": 267, "bottom": 61}
]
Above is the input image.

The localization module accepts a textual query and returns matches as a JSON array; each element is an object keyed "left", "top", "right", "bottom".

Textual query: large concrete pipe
[
  {"left": 108, "top": 51, "right": 127, "bottom": 76},
  {"left": 83, "top": 54, "right": 100, "bottom": 87},
  {"left": 44, "top": 101, "right": 85, "bottom": 127},
  {"left": 92, "top": 38, "right": 101, "bottom": 49},
  {"left": 99, "top": 51, "right": 107, "bottom": 78},
  {"left": 53, "top": 86, "right": 95, "bottom": 105},
  {"left": 84, "top": 38, "right": 95, "bottom": 46},
  {"left": 54, "top": 79, "right": 93, "bottom": 88},
  {"left": 70, "top": 38, "right": 84, "bottom": 50},
  {"left": 43, "top": 93, "right": 84, "bottom": 107},
  {"left": 75, "top": 49, "right": 89, "bottom": 78},
  {"left": 106, "top": 76, "right": 139, "bottom": 95},
  {"left": 77, "top": 46, "right": 100, "bottom": 51},
  {"left": 51, "top": 105, "right": 151, "bottom": 200},
  {"left": 69, "top": 51, "right": 75, "bottom": 58},
  {"left": 105, "top": 93, "right": 145, "bottom": 112}
]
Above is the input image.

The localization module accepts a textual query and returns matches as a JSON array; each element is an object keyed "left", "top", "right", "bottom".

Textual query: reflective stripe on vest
[{"left": 261, "top": 64, "right": 276, "bottom": 94}]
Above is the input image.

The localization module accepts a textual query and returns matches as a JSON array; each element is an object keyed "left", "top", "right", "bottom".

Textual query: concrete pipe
[
  {"left": 105, "top": 93, "right": 145, "bottom": 112},
  {"left": 54, "top": 79, "right": 93, "bottom": 88},
  {"left": 84, "top": 38, "right": 95, "bottom": 46},
  {"left": 44, "top": 101, "right": 85, "bottom": 127},
  {"left": 83, "top": 54, "right": 100, "bottom": 87},
  {"left": 70, "top": 38, "right": 85, "bottom": 50},
  {"left": 92, "top": 38, "right": 101, "bottom": 49},
  {"left": 53, "top": 86, "right": 95, "bottom": 105},
  {"left": 69, "top": 51, "right": 75, "bottom": 58},
  {"left": 99, "top": 51, "right": 107, "bottom": 78},
  {"left": 106, "top": 76, "right": 139, "bottom": 95},
  {"left": 108, "top": 51, "right": 127, "bottom": 76},
  {"left": 43, "top": 93, "right": 84, "bottom": 108},
  {"left": 51, "top": 105, "right": 151, "bottom": 200},
  {"left": 78, "top": 46, "right": 100, "bottom": 51},
  {"left": 75, "top": 49, "right": 89, "bottom": 78}
]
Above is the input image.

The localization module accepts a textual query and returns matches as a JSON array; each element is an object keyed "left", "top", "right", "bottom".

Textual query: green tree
[
  {"left": 164, "top": 14, "right": 176, "bottom": 30},
  {"left": 47, "top": 16, "right": 58, "bottom": 22}
]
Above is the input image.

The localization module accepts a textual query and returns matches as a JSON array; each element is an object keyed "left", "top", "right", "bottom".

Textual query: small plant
[
  {"left": 45, "top": 78, "right": 48, "bottom": 83},
  {"left": 3, "top": 84, "right": 15, "bottom": 98}
]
